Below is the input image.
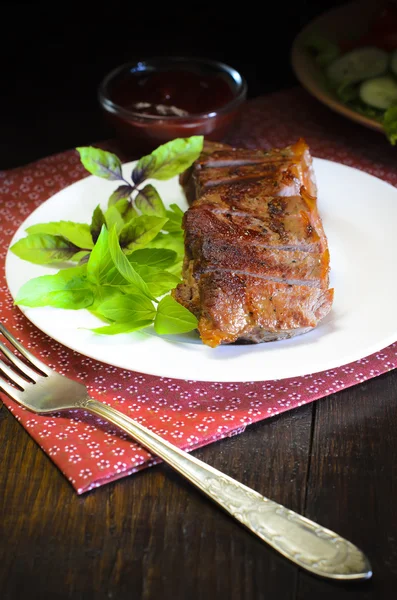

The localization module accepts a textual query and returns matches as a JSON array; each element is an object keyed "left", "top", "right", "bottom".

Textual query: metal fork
[{"left": 0, "top": 322, "right": 371, "bottom": 581}]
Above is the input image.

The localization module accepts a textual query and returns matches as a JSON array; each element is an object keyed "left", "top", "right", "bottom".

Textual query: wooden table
[
  {"left": 1, "top": 369, "right": 396, "bottom": 599},
  {"left": 1, "top": 117, "right": 397, "bottom": 600},
  {"left": 1, "top": 3, "right": 397, "bottom": 592}
]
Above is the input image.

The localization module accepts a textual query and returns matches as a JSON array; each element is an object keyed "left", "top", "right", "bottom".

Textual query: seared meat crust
[{"left": 173, "top": 139, "right": 334, "bottom": 347}]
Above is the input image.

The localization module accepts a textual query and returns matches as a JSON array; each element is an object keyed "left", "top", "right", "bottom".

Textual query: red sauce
[
  {"left": 108, "top": 69, "right": 236, "bottom": 116},
  {"left": 100, "top": 61, "right": 246, "bottom": 154}
]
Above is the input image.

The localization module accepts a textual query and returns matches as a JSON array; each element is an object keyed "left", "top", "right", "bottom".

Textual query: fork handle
[{"left": 86, "top": 398, "right": 371, "bottom": 581}]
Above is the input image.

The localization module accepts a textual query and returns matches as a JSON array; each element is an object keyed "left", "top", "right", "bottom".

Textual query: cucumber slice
[
  {"left": 359, "top": 76, "right": 397, "bottom": 110},
  {"left": 326, "top": 47, "right": 388, "bottom": 86},
  {"left": 390, "top": 49, "right": 397, "bottom": 77}
]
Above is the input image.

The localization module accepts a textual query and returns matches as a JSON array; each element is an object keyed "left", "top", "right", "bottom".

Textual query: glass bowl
[{"left": 98, "top": 56, "right": 247, "bottom": 154}]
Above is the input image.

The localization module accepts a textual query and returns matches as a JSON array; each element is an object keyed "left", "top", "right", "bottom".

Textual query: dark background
[{"left": 0, "top": 0, "right": 349, "bottom": 170}]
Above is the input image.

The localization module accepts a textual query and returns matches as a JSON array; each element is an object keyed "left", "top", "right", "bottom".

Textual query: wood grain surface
[
  {"left": 1, "top": 2, "right": 396, "bottom": 597},
  {"left": 1, "top": 370, "right": 396, "bottom": 599}
]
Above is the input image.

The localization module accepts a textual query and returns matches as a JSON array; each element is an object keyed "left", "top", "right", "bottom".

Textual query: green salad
[
  {"left": 305, "top": 36, "right": 397, "bottom": 144},
  {"left": 10, "top": 136, "right": 204, "bottom": 336}
]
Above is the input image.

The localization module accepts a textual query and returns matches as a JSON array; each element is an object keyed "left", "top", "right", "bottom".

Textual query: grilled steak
[{"left": 173, "top": 139, "right": 334, "bottom": 347}]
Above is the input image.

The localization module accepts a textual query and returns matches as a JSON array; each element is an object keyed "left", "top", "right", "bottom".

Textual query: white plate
[{"left": 6, "top": 159, "right": 397, "bottom": 382}]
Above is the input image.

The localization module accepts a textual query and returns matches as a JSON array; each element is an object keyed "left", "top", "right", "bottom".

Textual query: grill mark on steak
[
  {"left": 195, "top": 186, "right": 315, "bottom": 218},
  {"left": 201, "top": 267, "right": 321, "bottom": 288},
  {"left": 197, "top": 145, "right": 297, "bottom": 169},
  {"left": 188, "top": 238, "right": 329, "bottom": 287},
  {"left": 184, "top": 204, "right": 323, "bottom": 253},
  {"left": 181, "top": 138, "right": 318, "bottom": 206},
  {"left": 195, "top": 162, "right": 299, "bottom": 197},
  {"left": 199, "top": 156, "right": 274, "bottom": 168}
]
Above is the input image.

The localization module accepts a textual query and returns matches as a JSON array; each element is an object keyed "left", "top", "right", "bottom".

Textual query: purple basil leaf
[
  {"left": 76, "top": 147, "right": 123, "bottom": 181},
  {"left": 78, "top": 252, "right": 90, "bottom": 265},
  {"left": 108, "top": 184, "right": 133, "bottom": 207},
  {"left": 132, "top": 154, "right": 155, "bottom": 185},
  {"left": 10, "top": 234, "right": 79, "bottom": 265},
  {"left": 135, "top": 184, "right": 166, "bottom": 217},
  {"left": 132, "top": 136, "right": 203, "bottom": 185}
]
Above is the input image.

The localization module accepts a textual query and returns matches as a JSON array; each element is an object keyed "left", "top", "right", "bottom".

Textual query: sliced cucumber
[
  {"left": 390, "top": 49, "right": 397, "bottom": 77},
  {"left": 359, "top": 76, "right": 397, "bottom": 110},
  {"left": 326, "top": 47, "right": 388, "bottom": 86}
]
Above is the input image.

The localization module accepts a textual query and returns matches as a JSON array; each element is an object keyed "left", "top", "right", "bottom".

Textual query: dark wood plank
[
  {"left": 0, "top": 402, "right": 313, "bottom": 600},
  {"left": 297, "top": 370, "right": 397, "bottom": 599},
  {"left": 2, "top": 5, "right": 396, "bottom": 597}
]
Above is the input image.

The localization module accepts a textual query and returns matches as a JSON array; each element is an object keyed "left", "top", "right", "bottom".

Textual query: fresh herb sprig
[{"left": 10, "top": 136, "right": 203, "bottom": 336}]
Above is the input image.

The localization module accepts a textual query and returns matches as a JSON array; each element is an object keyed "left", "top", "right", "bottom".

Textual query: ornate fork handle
[{"left": 86, "top": 398, "right": 371, "bottom": 581}]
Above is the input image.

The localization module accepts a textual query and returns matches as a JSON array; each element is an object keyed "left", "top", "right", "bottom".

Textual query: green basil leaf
[
  {"left": 132, "top": 136, "right": 203, "bottom": 184},
  {"left": 90, "top": 204, "right": 106, "bottom": 244},
  {"left": 113, "top": 198, "right": 138, "bottom": 223},
  {"left": 10, "top": 234, "right": 78, "bottom": 265},
  {"left": 101, "top": 267, "right": 128, "bottom": 287},
  {"left": 163, "top": 203, "right": 184, "bottom": 233},
  {"left": 89, "top": 285, "right": 125, "bottom": 312},
  {"left": 170, "top": 203, "right": 184, "bottom": 218},
  {"left": 146, "top": 231, "right": 185, "bottom": 256},
  {"left": 14, "top": 266, "right": 93, "bottom": 309},
  {"left": 154, "top": 295, "right": 198, "bottom": 334},
  {"left": 25, "top": 221, "right": 94, "bottom": 249},
  {"left": 71, "top": 250, "right": 90, "bottom": 263},
  {"left": 133, "top": 266, "right": 180, "bottom": 296},
  {"left": 95, "top": 293, "right": 156, "bottom": 322},
  {"left": 86, "top": 225, "right": 114, "bottom": 285},
  {"left": 87, "top": 227, "right": 129, "bottom": 287},
  {"left": 108, "top": 184, "right": 133, "bottom": 206},
  {"left": 90, "top": 320, "right": 153, "bottom": 335},
  {"left": 166, "top": 260, "right": 183, "bottom": 278},
  {"left": 76, "top": 146, "right": 123, "bottom": 181},
  {"left": 108, "top": 226, "right": 154, "bottom": 299},
  {"left": 145, "top": 271, "right": 181, "bottom": 297},
  {"left": 127, "top": 248, "right": 177, "bottom": 270},
  {"left": 135, "top": 184, "right": 166, "bottom": 217},
  {"left": 104, "top": 205, "right": 125, "bottom": 234},
  {"left": 119, "top": 215, "right": 168, "bottom": 251}
]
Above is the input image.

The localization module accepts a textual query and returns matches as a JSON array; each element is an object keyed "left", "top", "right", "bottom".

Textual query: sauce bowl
[{"left": 98, "top": 56, "right": 247, "bottom": 154}]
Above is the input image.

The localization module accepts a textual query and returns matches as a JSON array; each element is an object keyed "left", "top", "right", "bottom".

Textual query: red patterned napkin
[{"left": 1, "top": 87, "right": 396, "bottom": 494}]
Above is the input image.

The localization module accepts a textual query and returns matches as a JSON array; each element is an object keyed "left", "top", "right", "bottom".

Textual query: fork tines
[{"left": 0, "top": 323, "right": 50, "bottom": 400}]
